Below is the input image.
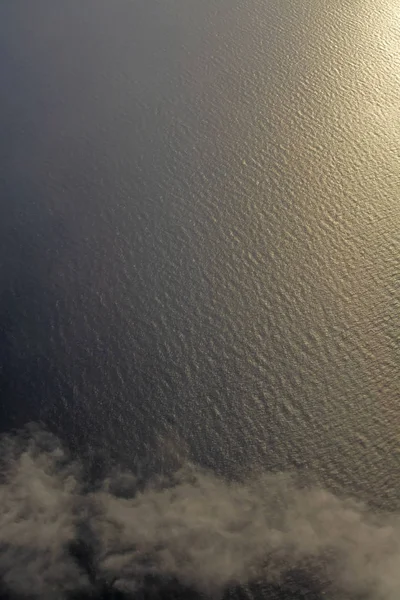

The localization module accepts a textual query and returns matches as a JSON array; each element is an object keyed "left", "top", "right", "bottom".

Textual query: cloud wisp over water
[{"left": 0, "top": 426, "right": 399, "bottom": 600}]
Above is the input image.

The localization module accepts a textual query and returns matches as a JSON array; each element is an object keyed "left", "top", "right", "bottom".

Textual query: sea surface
[{"left": 0, "top": 1, "right": 399, "bottom": 599}]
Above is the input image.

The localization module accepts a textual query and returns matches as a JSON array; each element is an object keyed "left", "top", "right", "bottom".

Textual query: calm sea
[{"left": 0, "top": 1, "right": 399, "bottom": 598}]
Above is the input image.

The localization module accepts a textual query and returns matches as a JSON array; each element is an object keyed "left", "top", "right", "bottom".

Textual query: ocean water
[{"left": 0, "top": 0, "right": 399, "bottom": 598}]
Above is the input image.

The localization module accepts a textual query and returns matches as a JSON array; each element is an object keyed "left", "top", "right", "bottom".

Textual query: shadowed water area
[{"left": 0, "top": 0, "right": 399, "bottom": 598}]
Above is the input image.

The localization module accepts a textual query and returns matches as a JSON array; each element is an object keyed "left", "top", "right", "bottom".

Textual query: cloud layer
[{"left": 0, "top": 426, "right": 399, "bottom": 600}]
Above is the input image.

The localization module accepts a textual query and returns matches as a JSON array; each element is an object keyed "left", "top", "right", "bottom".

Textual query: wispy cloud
[{"left": 0, "top": 426, "right": 399, "bottom": 599}]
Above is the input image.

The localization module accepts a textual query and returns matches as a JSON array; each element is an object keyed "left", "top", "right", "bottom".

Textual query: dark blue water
[{"left": 0, "top": 1, "right": 399, "bottom": 598}]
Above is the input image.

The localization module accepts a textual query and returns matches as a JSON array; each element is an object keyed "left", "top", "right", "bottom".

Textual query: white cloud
[{"left": 0, "top": 427, "right": 399, "bottom": 600}]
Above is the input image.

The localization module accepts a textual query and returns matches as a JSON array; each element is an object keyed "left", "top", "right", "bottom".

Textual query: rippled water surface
[{"left": 0, "top": 1, "right": 399, "bottom": 598}]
